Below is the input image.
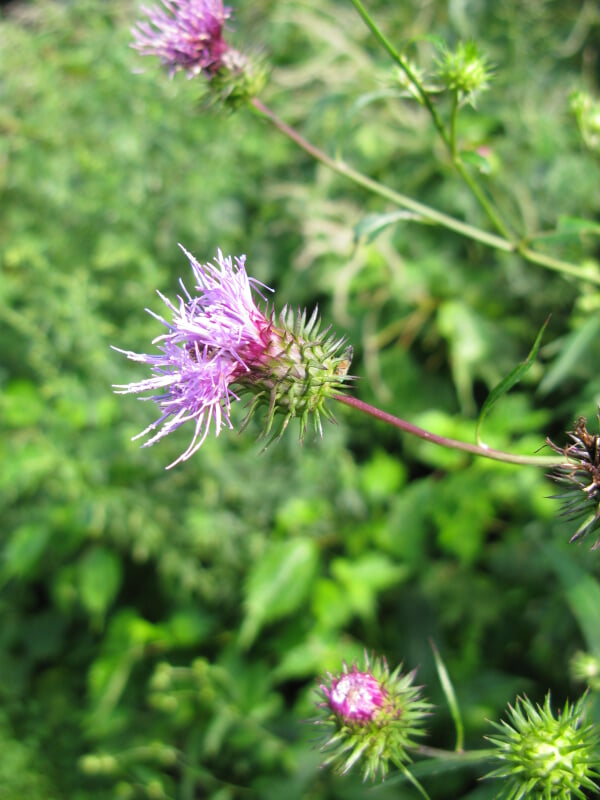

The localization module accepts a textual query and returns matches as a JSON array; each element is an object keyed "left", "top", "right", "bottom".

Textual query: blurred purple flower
[
  {"left": 113, "top": 246, "right": 272, "bottom": 468},
  {"left": 132, "top": 0, "right": 232, "bottom": 78}
]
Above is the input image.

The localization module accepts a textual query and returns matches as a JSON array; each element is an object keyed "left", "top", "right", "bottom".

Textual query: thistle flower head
[
  {"left": 436, "top": 41, "right": 493, "bottom": 106},
  {"left": 314, "top": 654, "right": 431, "bottom": 782},
  {"left": 547, "top": 414, "right": 600, "bottom": 548},
  {"left": 485, "top": 694, "right": 600, "bottom": 800},
  {"left": 132, "top": 0, "right": 232, "bottom": 78},
  {"left": 113, "top": 246, "right": 353, "bottom": 467}
]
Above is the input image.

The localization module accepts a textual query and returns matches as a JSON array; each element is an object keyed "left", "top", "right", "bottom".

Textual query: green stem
[
  {"left": 415, "top": 745, "right": 495, "bottom": 762},
  {"left": 333, "top": 393, "right": 565, "bottom": 467},
  {"left": 351, "top": 0, "right": 515, "bottom": 239},
  {"left": 453, "top": 155, "right": 515, "bottom": 241},
  {"left": 249, "top": 98, "right": 600, "bottom": 285},
  {"left": 449, "top": 92, "right": 459, "bottom": 157},
  {"left": 250, "top": 97, "right": 510, "bottom": 251},
  {"left": 349, "top": 0, "right": 450, "bottom": 148}
]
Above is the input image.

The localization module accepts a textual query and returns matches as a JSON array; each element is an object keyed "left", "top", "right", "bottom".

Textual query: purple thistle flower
[
  {"left": 114, "top": 246, "right": 353, "bottom": 468},
  {"left": 315, "top": 654, "right": 431, "bottom": 781},
  {"left": 132, "top": 0, "right": 232, "bottom": 78},
  {"left": 320, "top": 666, "right": 387, "bottom": 724}
]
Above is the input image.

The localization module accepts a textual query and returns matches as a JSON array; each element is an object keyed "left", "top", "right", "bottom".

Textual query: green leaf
[
  {"left": 77, "top": 547, "right": 123, "bottom": 620},
  {"left": 431, "top": 640, "right": 464, "bottom": 752},
  {"left": 460, "top": 150, "right": 492, "bottom": 175},
  {"left": 353, "top": 210, "right": 426, "bottom": 244},
  {"left": 331, "top": 553, "right": 409, "bottom": 621},
  {"left": 476, "top": 315, "right": 550, "bottom": 444},
  {"left": 239, "top": 538, "right": 319, "bottom": 648},
  {"left": 2, "top": 523, "right": 52, "bottom": 583},
  {"left": 538, "top": 314, "right": 600, "bottom": 396},
  {"left": 557, "top": 215, "right": 600, "bottom": 236},
  {"left": 545, "top": 545, "right": 600, "bottom": 658}
]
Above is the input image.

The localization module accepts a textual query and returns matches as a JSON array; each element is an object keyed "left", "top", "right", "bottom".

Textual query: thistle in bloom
[
  {"left": 132, "top": 0, "right": 232, "bottom": 78},
  {"left": 547, "top": 414, "right": 600, "bottom": 548},
  {"left": 314, "top": 654, "right": 431, "bottom": 782},
  {"left": 485, "top": 694, "right": 600, "bottom": 800},
  {"left": 113, "top": 246, "right": 353, "bottom": 468}
]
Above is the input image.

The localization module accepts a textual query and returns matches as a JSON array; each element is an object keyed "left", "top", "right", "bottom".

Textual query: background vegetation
[{"left": 2, "top": 0, "right": 600, "bottom": 797}]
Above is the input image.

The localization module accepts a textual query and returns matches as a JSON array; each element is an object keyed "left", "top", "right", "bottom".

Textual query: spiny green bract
[{"left": 485, "top": 694, "right": 600, "bottom": 800}]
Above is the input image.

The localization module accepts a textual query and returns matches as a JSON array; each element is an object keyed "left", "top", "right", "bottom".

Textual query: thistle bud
[
  {"left": 570, "top": 91, "right": 600, "bottom": 155},
  {"left": 314, "top": 654, "right": 431, "bottom": 782},
  {"left": 547, "top": 414, "right": 600, "bottom": 548},
  {"left": 436, "top": 41, "right": 493, "bottom": 106},
  {"left": 485, "top": 694, "right": 600, "bottom": 800},
  {"left": 570, "top": 651, "right": 600, "bottom": 692}
]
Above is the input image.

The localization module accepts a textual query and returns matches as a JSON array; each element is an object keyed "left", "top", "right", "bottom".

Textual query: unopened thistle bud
[
  {"left": 113, "top": 246, "right": 353, "bottom": 467},
  {"left": 570, "top": 91, "right": 600, "bottom": 155},
  {"left": 570, "top": 651, "right": 600, "bottom": 692},
  {"left": 131, "top": 0, "right": 266, "bottom": 107},
  {"left": 314, "top": 654, "right": 431, "bottom": 782},
  {"left": 547, "top": 414, "right": 600, "bottom": 548},
  {"left": 436, "top": 41, "right": 493, "bottom": 106},
  {"left": 485, "top": 694, "right": 600, "bottom": 800}
]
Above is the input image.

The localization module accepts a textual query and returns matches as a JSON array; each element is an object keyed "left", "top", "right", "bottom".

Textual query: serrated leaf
[
  {"left": 239, "top": 538, "right": 319, "bottom": 648},
  {"left": 476, "top": 315, "right": 550, "bottom": 444}
]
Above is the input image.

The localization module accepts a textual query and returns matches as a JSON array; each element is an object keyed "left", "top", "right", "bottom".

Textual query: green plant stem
[
  {"left": 350, "top": 0, "right": 514, "bottom": 238},
  {"left": 250, "top": 97, "right": 510, "bottom": 251},
  {"left": 349, "top": 0, "right": 450, "bottom": 147},
  {"left": 415, "top": 745, "right": 495, "bottom": 762},
  {"left": 250, "top": 98, "right": 600, "bottom": 285},
  {"left": 333, "top": 393, "right": 565, "bottom": 467}
]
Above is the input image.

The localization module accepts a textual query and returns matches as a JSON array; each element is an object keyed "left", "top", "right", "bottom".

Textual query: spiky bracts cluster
[
  {"left": 315, "top": 654, "right": 431, "bottom": 782},
  {"left": 113, "top": 246, "right": 353, "bottom": 467},
  {"left": 486, "top": 694, "right": 600, "bottom": 800},
  {"left": 570, "top": 652, "right": 600, "bottom": 693},
  {"left": 547, "top": 414, "right": 600, "bottom": 548},
  {"left": 240, "top": 305, "right": 352, "bottom": 444},
  {"left": 435, "top": 41, "right": 493, "bottom": 106}
]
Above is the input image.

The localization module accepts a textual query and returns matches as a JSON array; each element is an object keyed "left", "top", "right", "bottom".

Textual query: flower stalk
[{"left": 333, "top": 393, "right": 564, "bottom": 468}]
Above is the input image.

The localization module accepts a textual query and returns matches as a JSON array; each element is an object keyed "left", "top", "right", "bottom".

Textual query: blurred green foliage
[{"left": 2, "top": 0, "right": 600, "bottom": 797}]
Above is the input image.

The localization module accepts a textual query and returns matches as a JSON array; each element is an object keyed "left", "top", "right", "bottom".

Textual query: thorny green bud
[
  {"left": 314, "top": 653, "right": 431, "bottom": 782},
  {"left": 436, "top": 41, "right": 493, "bottom": 106},
  {"left": 205, "top": 50, "right": 269, "bottom": 111},
  {"left": 570, "top": 651, "right": 600, "bottom": 692},
  {"left": 547, "top": 414, "right": 600, "bottom": 548},
  {"left": 485, "top": 694, "right": 600, "bottom": 800},
  {"left": 570, "top": 91, "right": 600, "bottom": 155}
]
